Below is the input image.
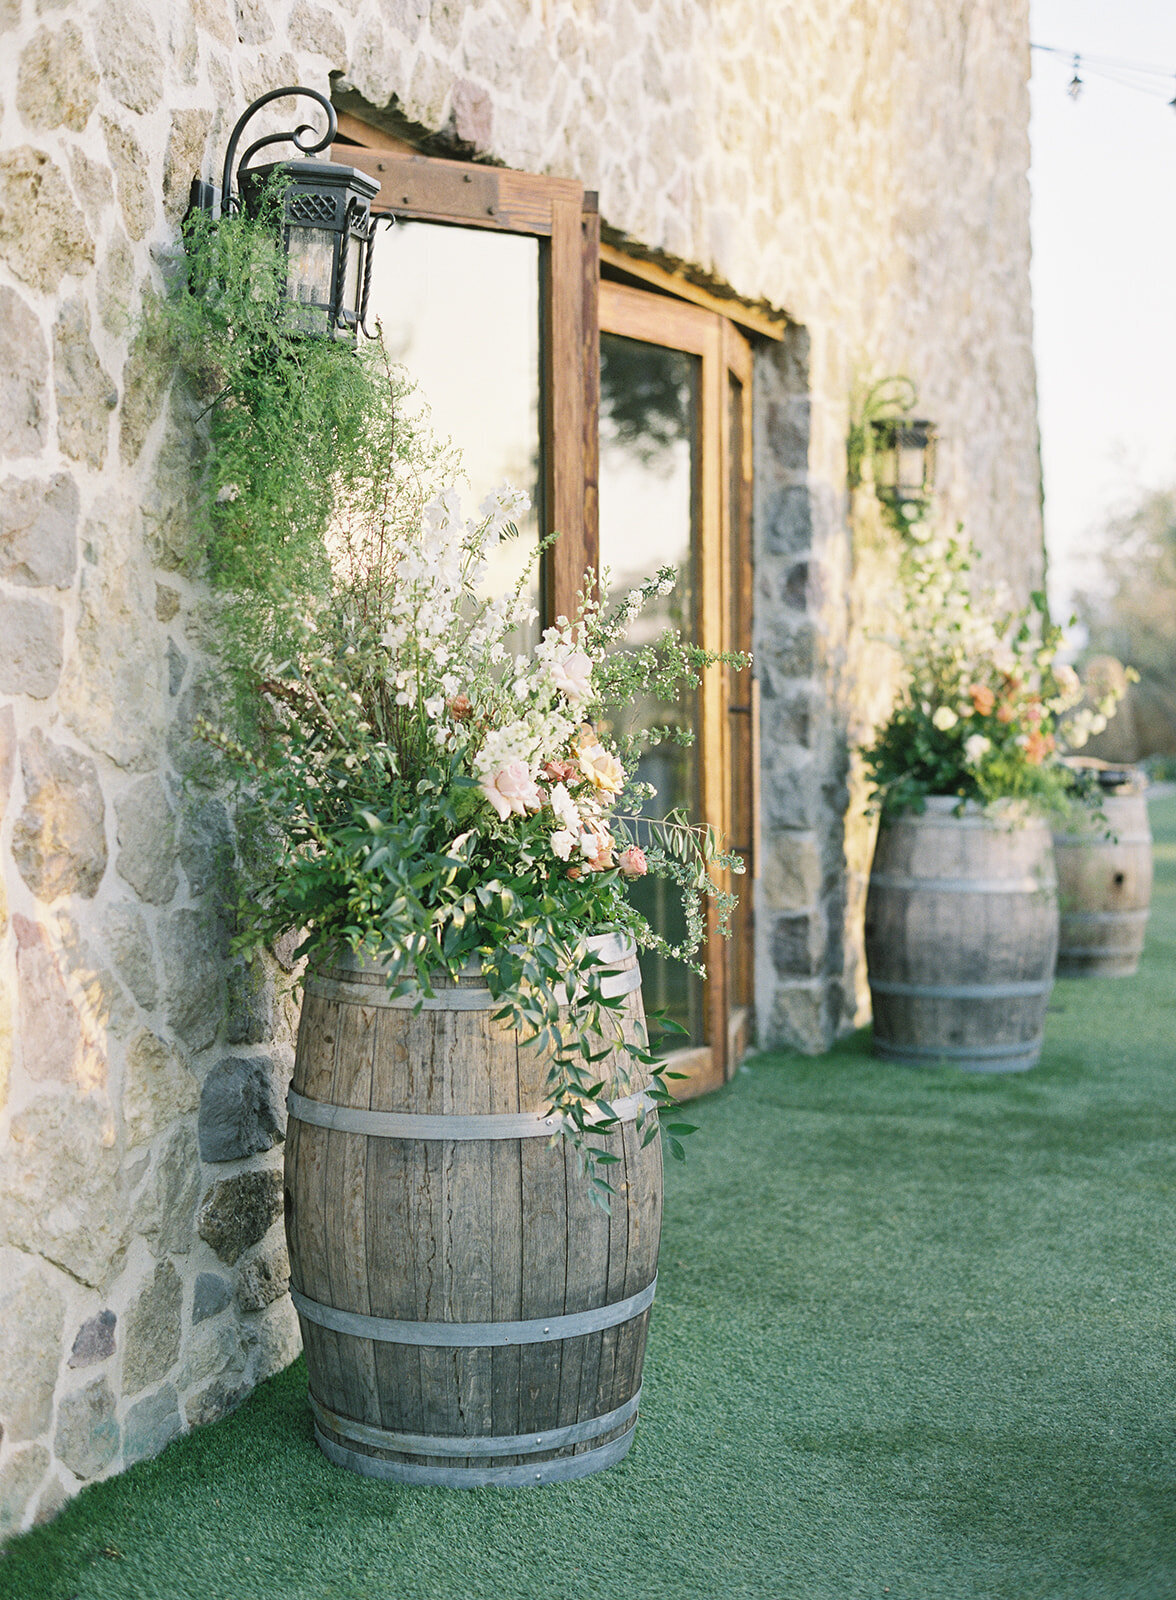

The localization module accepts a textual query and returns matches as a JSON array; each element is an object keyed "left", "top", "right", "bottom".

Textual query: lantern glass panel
[
  {"left": 898, "top": 435, "right": 927, "bottom": 495},
  {"left": 285, "top": 226, "right": 335, "bottom": 315}
]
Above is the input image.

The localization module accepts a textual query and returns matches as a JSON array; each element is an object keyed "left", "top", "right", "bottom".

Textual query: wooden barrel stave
[
  {"left": 285, "top": 937, "right": 660, "bottom": 1485},
  {"left": 1054, "top": 791, "right": 1152, "bottom": 977},
  {"left": 865, "top": 802, "right": 1058, "bottom": 1072}
]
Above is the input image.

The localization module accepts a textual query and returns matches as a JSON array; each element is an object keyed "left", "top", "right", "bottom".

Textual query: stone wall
[{"left": 0, "top": 0, "right": 1041, "bottom": 1534}]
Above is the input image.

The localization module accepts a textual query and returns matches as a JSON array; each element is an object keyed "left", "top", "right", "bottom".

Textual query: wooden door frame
[
  {"left": 599, "top": 282, "right": 754, "bottom": 1100},
  {"left": 334, "top": 115, "right": 599, "bottom": 623}
]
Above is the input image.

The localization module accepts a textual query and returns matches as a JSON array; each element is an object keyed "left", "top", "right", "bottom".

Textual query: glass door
[{"left": 598, "top": 284, "right": 755, "bottom": 1097}]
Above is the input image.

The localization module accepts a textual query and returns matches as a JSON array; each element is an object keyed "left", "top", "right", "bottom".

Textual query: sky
[{"left": 1029, "top": 0, "right": 1176, "bottom": 613}]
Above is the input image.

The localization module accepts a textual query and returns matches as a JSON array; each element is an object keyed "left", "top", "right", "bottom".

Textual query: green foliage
[{"left": 153, "top": 177, "right": 452, "bottom": 723}]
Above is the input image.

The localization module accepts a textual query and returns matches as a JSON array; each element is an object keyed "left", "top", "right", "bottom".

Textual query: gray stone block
[
  {"left": 159, "top": 908, "right": 227, "bottom": 1052},
  {"left": 54, "top": 1378, "right": 119, "bottom": 1480},
  {"left": 0, "top": 286, "right": 49, "bottom": 456},
  {"left": 68, "top": 1308, "right": 116, "bottom": 1367},
  {"left": 124, "top": 1384, "right": 182, "bottom": 1465},
  {"left": 115, "top": 776, "right": 178, "bottom": 905},
  {"left": 761, "top": 483, "right": 812, "bottom": 556},
  {"left": 192, "top": 1272, "right": 231, "bottom": 1324},
  {"left": 198, "top": 1053, "right": 286, "bottom": 1162}
]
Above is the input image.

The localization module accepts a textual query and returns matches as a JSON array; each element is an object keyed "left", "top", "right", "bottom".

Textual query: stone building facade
[{"left": 0, "top": 0, "right": 1042, "bottom": 1534}]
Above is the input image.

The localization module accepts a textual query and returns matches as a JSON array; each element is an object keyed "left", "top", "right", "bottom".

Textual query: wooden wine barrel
[
  {"left": 865, "top": 798, "right": 1058, "bottom": 1072},
  {"left": 1053, "top": 773, "right": 1152, "bottom": 978},
  {"left": 284, "top": 932, "right": 662, "bottom": 1488}
]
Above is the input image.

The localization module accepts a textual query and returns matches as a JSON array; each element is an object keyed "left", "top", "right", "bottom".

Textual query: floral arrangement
[
  {"left": 205, "top": 482, "right": 744, "bottom": 1201},
  {"left": 861, "top": 529, "right": 1124, "bottom": 818},
  {"left": 160, "top": 184, "right": 746, "bottom": 1202}
]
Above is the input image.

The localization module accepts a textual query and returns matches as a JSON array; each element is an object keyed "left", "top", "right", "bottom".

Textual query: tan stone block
[
  {"left": 59, "top": 500, "right": 167, "bottom": 772},
  {"left": 0, "top": 1093, "right": 127, "bottom": 1288},
  {"left": 178, "top": 1313, "right": 248, "bottom": 1392},
  {"left": 0, "top": 1252, "right": 66, "bottom": 1440},
  {"left": 0, "top": 981, "right": 12, "bottom": 1113},
  {"left": 189, "top": 0, "right": 236, "bottom": 48},
  {"left": 102, "top": 119, "right": 155, "bottom": 242},
  {"left": 13, "top": 914, "right": 105, "bottom": 1088},
  {"left": 96, "top": 228, "right": 137, "bottom": 337},
  {"left": 233, "top": 0, "right": 273, "bottom": 45},
  {"left": 12, "top": 732, "right": 107, "bottom": 901},
  {"left": 289, "top": 0, "right": 347, "bottom": 63},
  {"left": 0, "top": 595, "right": 63, "bottom": 700},
  {"left": 33, "top": 1474, "right": 70, "bottom": 1527},
  {"left": 245, "top": 1293, "right": 300, "bottom": 1380},
  {"left": 163, "top": 109, "right": 213, "bottom": 226},
  {"left": 0, "top": 703, "right": 14, "bottom": 825},
  {"left": 64, "top": 148, "right": 113, "bottom": 228},
  {"left": 0, "top": 1445, "right": 50, "bottom": 1541},
  {"left": 0, "top": 474, "right": 79, "bottom": 590},
  {"left": 140, "top": 1122, "right": 201, "bottom": 1257},
  {"left": 92, "top": 0, "right": 163, "bottom": 114},
  {"left": 0, "top": 285, "right": 50, "bottom": 457},
  {"left": 0, "top": 148, "right": 95, "bottom": 293},
  {"left": 123, "top": 1028, "right": 199, "bottom": 1150},
  {"left": 53, "top": 297, "right": 118, "bottom": 470},
  {"left": 124, "top": 1260, "right": 183, "bottom": 1394},
  {"left": 105, "top": 901, "right": 159, "bottom": 1009},
  {"left": 119, "top": 322, "right": 171, "bottom": 466},
  {"left": 16, "top": 23, "right": 99, "bottom": 132},
  {"left": 115, "top": 777, "right": 178, "bottom": 906},
  {"left": 235, "top": 1238, "right": 289, "bottom": 1312}
]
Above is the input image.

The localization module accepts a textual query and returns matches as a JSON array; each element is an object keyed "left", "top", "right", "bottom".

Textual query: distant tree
[{"left": 1075, "top": 485, "right": 1176, "bottom": 757}]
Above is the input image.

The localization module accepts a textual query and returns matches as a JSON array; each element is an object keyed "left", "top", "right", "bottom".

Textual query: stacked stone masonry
[{"left": 0, "top": 0, "right": 1041, "bottom": 1534}]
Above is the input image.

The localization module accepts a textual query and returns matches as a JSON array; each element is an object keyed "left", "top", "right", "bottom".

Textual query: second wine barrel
[
  {"left": 865, "top": 797, "right": 1059, "bottom": 1073},
  {"left": 284, "top": 932, "right": 662, "bottom": 1488},
  {"left": 1053, "top": 773, "right": 1152, "bottom": 978}
]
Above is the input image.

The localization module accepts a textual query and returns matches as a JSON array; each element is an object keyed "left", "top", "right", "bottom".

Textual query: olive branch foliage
[{"left": 160, "top": 180, "right": 747, "bottom": 1204}]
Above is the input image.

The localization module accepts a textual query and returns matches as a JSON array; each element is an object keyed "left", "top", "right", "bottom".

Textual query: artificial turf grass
[{"left": 4, "top": 802, "right": 1176, "bottom": 1600}]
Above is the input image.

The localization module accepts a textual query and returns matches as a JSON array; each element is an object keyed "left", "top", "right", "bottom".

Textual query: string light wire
[{"left": 1032, "top": 42, "right": 1176, "bottom": 106}]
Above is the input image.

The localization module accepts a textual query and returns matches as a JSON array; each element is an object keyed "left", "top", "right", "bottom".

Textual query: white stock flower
[
  {"left": 931, "top": 706, "right": 959, "bottom": 732},
  {"left": 549, "top": 783, "right": 580, "bottom": 832},
  {"left": 550, "top": 828, "right": 576, "bottom": 861},
  {"left": 964, "top": 733, "right": 991, "bottom": 766}
]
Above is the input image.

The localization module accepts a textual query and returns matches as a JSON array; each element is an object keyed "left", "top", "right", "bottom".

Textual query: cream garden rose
[{"left": 579, "top": 742, "right": 625, "bottom": 795}]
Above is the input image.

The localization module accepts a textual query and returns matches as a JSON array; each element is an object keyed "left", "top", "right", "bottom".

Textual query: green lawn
[{"left": 5, "top": 801, "right": 1176, "bottom": 1600}]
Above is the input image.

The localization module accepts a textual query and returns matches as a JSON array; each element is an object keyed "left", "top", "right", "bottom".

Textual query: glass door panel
[
  {"left": 366, "top": 220, "right": 543, "bottom": 646},
  {"left": 599, "top": 332, "right": 705, "bottom": 1046}
]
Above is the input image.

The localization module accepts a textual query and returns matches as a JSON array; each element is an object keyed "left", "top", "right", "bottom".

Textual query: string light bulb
[{"left": 1067, "top": 54, "right": 1083, "bottom": 100}]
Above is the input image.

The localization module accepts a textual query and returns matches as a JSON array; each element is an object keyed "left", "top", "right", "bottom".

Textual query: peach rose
[
  {"left": 617, "top": 845, "right": 648, "bottom": 879},
  {"left": 968, "top": 684, "right": 996, "bottom": 716}
]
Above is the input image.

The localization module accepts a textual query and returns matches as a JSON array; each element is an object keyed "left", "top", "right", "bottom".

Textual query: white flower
[
  {"left": 964, "top": 733, "right": 991, "bottom": 766},
  {"left": 549, "top": 783, "right": 580, "bottom": 832},
  {"left": 931, "top": 706, "right": 959, "bottom": 732},
  {"left": 550, "top": 829, "right": 576, "bottom": 861}
]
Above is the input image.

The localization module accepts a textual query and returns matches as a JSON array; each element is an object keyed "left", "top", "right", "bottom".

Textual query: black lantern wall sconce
[
  {"left": 869, "top": 414, "right": 937, "bottom": 515},
  {"left": 188, "top": 86, "right": 388, "bottom": 342},
  {"left": 848, "top": 375, "right": 937, "bottom": 525}
]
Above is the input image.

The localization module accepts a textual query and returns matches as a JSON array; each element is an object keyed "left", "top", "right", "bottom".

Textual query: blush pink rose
[
  {"left": 480, "top": 760, "right": 542, "bottom": 821},
  {"left": 618, "top": 845, "right": 648, "bottom": 879},
  {"left": 550, "top": 650, "right": 593, "bottom": 705}
]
